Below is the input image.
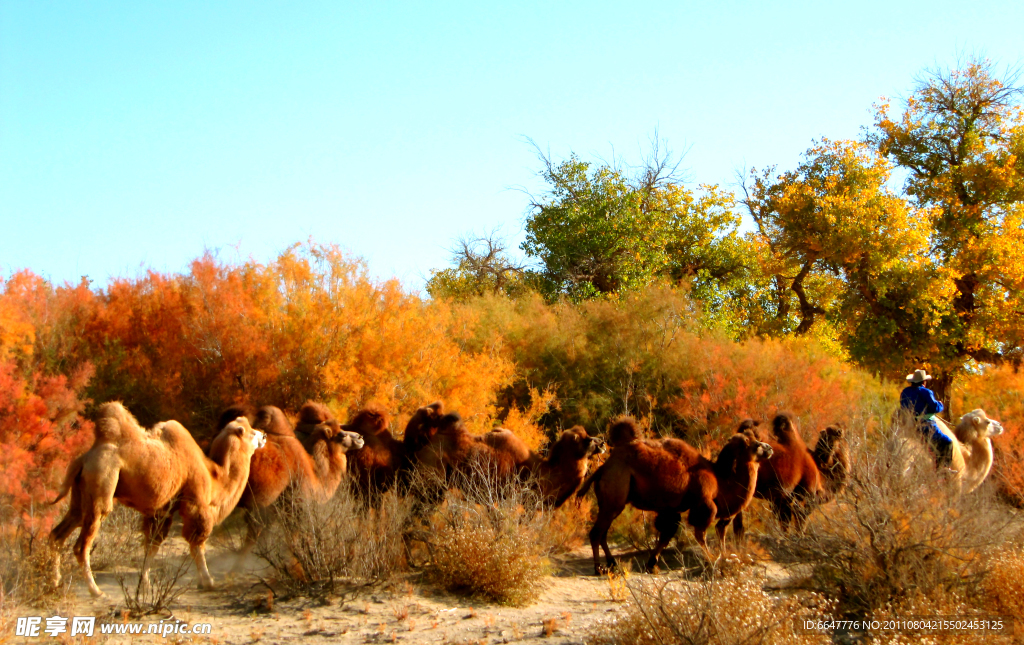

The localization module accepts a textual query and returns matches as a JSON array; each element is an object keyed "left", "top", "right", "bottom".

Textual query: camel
[
  {"left": 942, "top": 409, "right": 1004, "bottom": 492},
  {"left": 526, "top": 426, "right": 606, "bottom": 507},
  {"left": 229, "top": 403, "right": 364, "bottom": 563},
  {"left": 402, "top": 401, "right": 606, "bottom": 505},
  {"left": 581, "top": 417, "right": 772, "bottom": 574},
  {"left": 49, "top": 402, "right": 266, "bottom": 597},
  {"left": 731, "top": 416, "right": 849, "bottom": 540},
  {"left": 340, "top": 404, "right": 407, "bottom": 498},
  {"left": 403, "top": 403, "right": 532, "bottom": 482}
]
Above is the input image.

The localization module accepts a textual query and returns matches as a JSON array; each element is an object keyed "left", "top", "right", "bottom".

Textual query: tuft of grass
[
  {"left": 590, "top": 567, "right": 831, "bottom": 645},
  {"left": 762, "top": 418, "right": 1019, "bottom": 621},
  {"left": 423, "top": 465, "right": 550, "bottom": 606},
  {"left": 255, "top": 485, "right": 413, "bottom": 602}
]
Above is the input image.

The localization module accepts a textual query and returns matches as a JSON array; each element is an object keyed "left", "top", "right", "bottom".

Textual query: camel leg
[
  {"left": 49, "top": 482, "right": 85, "bottom": 587},
  {"left": 732, "top": 511, "right": 745, "bottom": 543},
  {"left": 72, "top": 466, "right": 118, "bottom": 598},
  {"left": 182, "top": 509, "right": 215, "bottom": 590},
  {"left": 589, "top": 504, "right": 625, "bottom": 575},
  {"left": 139, "top": 508, "right": 174, "bottom": 592},
  {"left": 688, "top": 500, "right": 717, "bottom": 566},
  {"left": 231, "top": 507, "right": 265, "bottom": 573},
  {"left": 715, "top": 518, "right": 731, "bottom": 559},
  {"left": 645, "top": 511, "right": 681, "bottom": 573}
]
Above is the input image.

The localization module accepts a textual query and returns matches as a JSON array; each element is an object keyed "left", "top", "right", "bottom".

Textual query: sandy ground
[{"left": 36, "top": 537, "right": 675, "bottom": 645}]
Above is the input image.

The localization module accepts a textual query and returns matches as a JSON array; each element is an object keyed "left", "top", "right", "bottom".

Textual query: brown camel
[
  {"left": 581, "top": 417, "right": 772, "bottom": 574},
  {"left": 231, "top": 403, "right": 364, "bottom": 562},
  {"left": 50, "top": 402, "right": 266, "bottom": 596},
  {"left": 731, "top": 415, "right": 849, "bottom": 541},
  {"left": 404, "top": 404, "right": 531, "bottom": 481},
  {"left": 526, "top": 426, "right": 606, "bottom": 507},
  {"left": 403, "top": 402, "right": 606, "bottom": 505},
  {"left": 340, "top": 404, "right": 407, "bottom": 498}
]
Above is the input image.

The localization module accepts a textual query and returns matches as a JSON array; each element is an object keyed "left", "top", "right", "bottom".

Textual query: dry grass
[
  {"left": 0, "top": 510, "right": 76, "bottom": 611},
  {"left": 255, "top": 485, "right": 413, "bottom": 602},
  {"left": 762, "top": 419, "right": 1020, "bottom": 620},
  {"left": 423, "top": 465, "right": 551, "bottom": 606},
  {"left": 589, "top": 567, "right": 831, "bottom": 645}
]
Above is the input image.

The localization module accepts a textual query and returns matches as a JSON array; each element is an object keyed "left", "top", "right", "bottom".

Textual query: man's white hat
[{"left": 906, "top": 369, "right": 932, "bottom": 383}]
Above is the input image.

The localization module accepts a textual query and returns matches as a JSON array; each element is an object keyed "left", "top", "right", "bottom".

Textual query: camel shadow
[{"left": 551, "top": 546, "right": 710, "bottom": 579}]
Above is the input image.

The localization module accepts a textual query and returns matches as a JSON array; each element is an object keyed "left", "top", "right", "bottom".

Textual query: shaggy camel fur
[
  {"left": 50, "top": 402, "right": 265, "bottom": 596},
  {"left": 732, "top": 418, "right": 849, "bottom": 540},
  {"left": 526, "top": 426, "right": 606, "bottom": 507},
  {"left": 230, "top": 403, "right": 364, "bottom": 562},
  {"left": 341, "top": 404, "right": 407, "bottom": 497},
  {"left": 404, "top": 402, "right": 531, "bottom": 481},
  {"left": 581, "top": 417, "right": 772, "bottom": 574},
  {"left": 403, "top": 402, "right": 606, "bottom": 505},
  {"left": 895, "top": 408, "right": 1004, "bottom": 492},
  {"left": 945, "top": 409, "right": 1004, "bottom": 492}
]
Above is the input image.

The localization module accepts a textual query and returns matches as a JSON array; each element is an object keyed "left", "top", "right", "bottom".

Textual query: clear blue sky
[{"left": 2, "top": 1, "right": 1021, "bottom": 291}]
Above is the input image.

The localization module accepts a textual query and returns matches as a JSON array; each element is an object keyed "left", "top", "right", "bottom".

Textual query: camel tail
[
  {"left": 51, "top": 454, "right": 85, "bottom": 505},
  {"left": 576, "top": 462, "right": 606, "bottom": 499}
]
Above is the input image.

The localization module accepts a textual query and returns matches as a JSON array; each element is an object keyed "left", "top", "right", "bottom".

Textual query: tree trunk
[{"left": 930, "top": 372, "right": 955, "bottom": 419}]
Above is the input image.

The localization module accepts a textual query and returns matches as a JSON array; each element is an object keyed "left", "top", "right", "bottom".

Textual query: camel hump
[
  {"left": 299, "top": 401, "right": 335, "bottom": 425},
  {"left": 94, "top": 401, "right": 144, "bottom": 444},
  {"left": 607, "top": 416, "right": 641, "bottom": 447},
  {"left": 255, "top": 406, "right": 294, "bottom": 436},
  {"left": 346, "top": 404, "right": 390, "bottom": 434},
  {"left": 217, "top": 403, "right": 256, "bottom": 431},
  {"left": 152, "top": 420, "right": 199, "bottom": 449},
  {"left": 770, "top": 412, "right": 806, "bottom": 446}
]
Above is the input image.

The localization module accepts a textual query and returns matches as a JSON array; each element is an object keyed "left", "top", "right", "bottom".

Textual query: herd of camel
[{"left": 45, "top": 398, "right": 1006, "bottom": 598}]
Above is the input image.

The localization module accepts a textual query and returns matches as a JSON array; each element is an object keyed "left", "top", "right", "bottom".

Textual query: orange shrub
[
  {"left": 669, "top": 336, "right": 893, "bottom": 446},
  {"left": 459, "top": 285, "right": 890, "bottom": 446},
  {"left": 0, "top": 272, "right": 94, "bottom": 530}
]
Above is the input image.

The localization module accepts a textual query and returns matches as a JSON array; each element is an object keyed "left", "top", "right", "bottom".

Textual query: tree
[
  {"left": 742, "top": 138, "right": 933, "bottom": 339},
  {"left": 866, "top": 56, "right": 1024, "bottom": 399},
  {"left": 426, "top": 230, "right": 532, "bottom": 301},
  {"left": 520, "top": 141, "right": 753, "bottom": 307}
]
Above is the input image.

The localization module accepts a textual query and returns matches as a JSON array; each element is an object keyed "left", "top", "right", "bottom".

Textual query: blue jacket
[{"left": 900, "top": 383, "right": 944, "bottom": 418}]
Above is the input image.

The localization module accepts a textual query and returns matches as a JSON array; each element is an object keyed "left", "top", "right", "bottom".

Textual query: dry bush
[
  {"left": 544, "top": 496, "right": 593, "bottom": 554},
  {"left": 87, "top": 504, "right": 139, "bottom": 572},
  {"left": 865, "top": 588, "right": 1016, "bottom": 645},
  {"left": 0, "top": 508, "right": 76, "bottom": 610},
  {"left": 423, "top": 465, "right": 551, "bottom": 606},
  {"left": 978, "top": 545, "right": 1024, "bottom": 636},
  {"left": 763, "top": 419, "right": 1018, "bottom": 620},
  {"left": 607, "top": 506, "right": 658, "bottom": 554},
  {"left": 255, "top": 485, "right": 413, "bottom": 601},
  {"left": 589, "top": 567, "right": 831, "bottom": 645},
  {"left": 113, "top": 550, "right": 193, "bottom": 617}
]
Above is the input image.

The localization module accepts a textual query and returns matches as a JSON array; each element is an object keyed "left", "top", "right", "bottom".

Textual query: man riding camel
[{"left": 900, "top": 368, "right": 954, "bottom": 467}]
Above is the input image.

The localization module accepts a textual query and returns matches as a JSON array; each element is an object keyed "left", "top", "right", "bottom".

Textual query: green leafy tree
[{"left": 520, "top": 142, "right": 754, "bottom": 309}]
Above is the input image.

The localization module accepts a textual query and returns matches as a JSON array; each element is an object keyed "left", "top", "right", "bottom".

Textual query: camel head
[
  {"left": 549, "top": 426, "right": 606, "bottom": 463},
  {"left": 956, "top": 409, "right": 1004, "bottom": 443},
  {"left": 310, "top": 419, "right": 366, "bottom": 452},
  {"left": 717, "top": 433, "right": 773, "bottom": 475},
  {"left": 217, "top": 417, "right": 266, "bottom": 456},
  {"left": 736, "top": 418, "right": 764, "bottom": 441},
  {"left": 606, "top": 416, "right": 641, "bottom": 448},
  {"left": 402, "top": 401, "right": 445, "bottom": 452}
]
